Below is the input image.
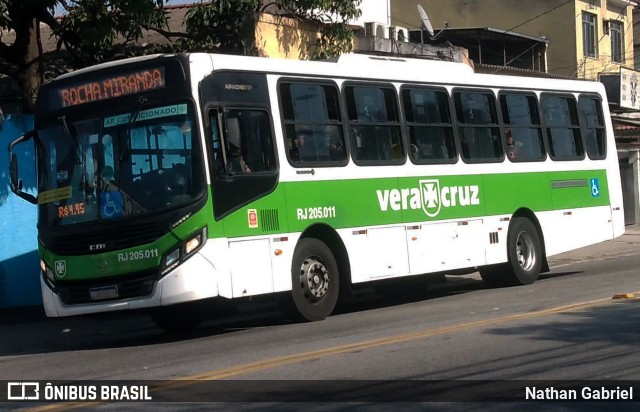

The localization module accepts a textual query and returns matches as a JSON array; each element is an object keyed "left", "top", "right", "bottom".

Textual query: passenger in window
[
  {"left": 290, "top": 133, "right": 305, "bottom": 162},
  {"left": 409, "top": 143, "right": 419, "bottom": 160},
  {"left": 505, "top": 128, "right": 517, "bottom": 160},
  {"left": 99, "top": 165, "right": 116, "bottom": 192},
  {"left": 328, "top": 135, "right": 345, "bottom": 161},
  {"left": 228, "top": 145, "right": 251, "bottom": 173}
]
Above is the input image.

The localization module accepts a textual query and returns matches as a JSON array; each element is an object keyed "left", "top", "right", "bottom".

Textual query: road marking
[
  {"left": 25, "top": 293, "right": 634, "bottom": 412},
  {"left": 612, "top": 293, "right": 635, "bottom": 299}
]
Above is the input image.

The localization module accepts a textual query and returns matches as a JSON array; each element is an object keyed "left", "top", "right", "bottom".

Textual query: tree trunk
[{"left": 17, "top": 18, "right": 44, "bottom": 112}]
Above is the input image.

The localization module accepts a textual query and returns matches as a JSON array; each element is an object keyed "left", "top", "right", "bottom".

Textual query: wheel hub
[
  {"left": 516, "top": 231, "right": 536, "bottom": 271},
  {"left": 299, "top": 257, "right": 330, "bottom": 301}
]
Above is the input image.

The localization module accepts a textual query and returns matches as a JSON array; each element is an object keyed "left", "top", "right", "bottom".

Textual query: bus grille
[
  {"left": 260, "top": 209, "right": 280, "bottom": 232},
  {"left": 45, "top": 222, "right": 166, "bottom": 255},
  {"left": 56, "top": 270, "right": 157, "bottom": 305}
]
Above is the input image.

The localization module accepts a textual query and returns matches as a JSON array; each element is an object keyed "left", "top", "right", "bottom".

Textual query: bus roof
[
  {"left": 203, "top": 52, "right": 605, "bottom": 95},
  {"left": 52, "top": 52, "right": 605, "bottom": 96}
]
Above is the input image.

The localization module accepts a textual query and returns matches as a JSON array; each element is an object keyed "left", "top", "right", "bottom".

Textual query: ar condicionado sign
[{"left": 58, "top": 68, "right": 165, "bottom": 108}]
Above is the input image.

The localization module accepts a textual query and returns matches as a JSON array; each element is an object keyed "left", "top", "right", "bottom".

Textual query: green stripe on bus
[{"left": 220, "top": 169, "right": 610, "bottom": 237}]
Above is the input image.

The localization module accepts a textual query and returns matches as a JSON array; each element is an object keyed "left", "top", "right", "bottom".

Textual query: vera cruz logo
[
  {"left": 420, "top": 179, "right": 441, "bottom": 217},
  {"left": 55, "top": 260, "right": 67, "bottom": 277},
  {"left": 376, "top": 178, "right": 480, "bottom": 217}
]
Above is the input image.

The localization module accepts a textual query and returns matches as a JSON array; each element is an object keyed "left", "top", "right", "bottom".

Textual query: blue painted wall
[{"left": 0, "top": 115, "right": 40, "bottom": 308}]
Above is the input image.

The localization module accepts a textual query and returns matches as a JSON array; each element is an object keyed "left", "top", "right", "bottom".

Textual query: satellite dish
[{"left": 417, "top": 4, "right": 434, "bottom": 37}]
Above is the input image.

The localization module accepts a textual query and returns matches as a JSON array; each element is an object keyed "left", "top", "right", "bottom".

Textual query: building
[{"left": 391, "top": 0, "right": 637, "bottom": 80}]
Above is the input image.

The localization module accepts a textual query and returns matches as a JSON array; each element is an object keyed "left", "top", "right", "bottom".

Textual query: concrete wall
[
  {"left": 620, "top": 150, "right": 640, "bottom": 225},
  {"left": 0, "top": 115, "right": 40, "bottom": 308},
  {"left": 391, "top": 0, "right": 634, "bottom": 79},
  {"left": 252, "top": 13, "right": 321, "bottom": 59}
]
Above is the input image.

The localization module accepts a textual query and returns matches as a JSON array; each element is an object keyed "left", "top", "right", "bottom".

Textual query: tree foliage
[
  {"left": 58, "top": 0, "right": 167, "bottom": 66},
  {"left": 277, "top": 0, "right": 362, "bottom": 59},
  {"left": 0, "top": 0, "right": 362, "bottom": 111},
  {"left": 168, "top": 0, "right": 261, "bottom": 54}
]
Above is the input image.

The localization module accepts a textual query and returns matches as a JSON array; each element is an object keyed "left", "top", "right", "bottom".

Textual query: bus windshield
[{"left": 37, "top": 101, "right": 204, "bottom": 226}]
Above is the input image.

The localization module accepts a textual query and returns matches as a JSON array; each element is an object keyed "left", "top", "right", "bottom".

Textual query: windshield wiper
[
  {"left": 129, "top": 95, "right": 148, "bottom": 126},
  {"left": 59, "top": 115, "right": 82, "bottom": 165}
]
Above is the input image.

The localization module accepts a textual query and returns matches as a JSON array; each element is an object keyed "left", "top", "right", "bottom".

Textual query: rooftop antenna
[{"left": 417, "top": 4, "right": 447, "bottom": 42}]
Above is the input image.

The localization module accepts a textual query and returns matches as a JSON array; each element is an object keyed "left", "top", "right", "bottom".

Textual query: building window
[
  {"left": 610, "top": 20, "right": 624, "bottom": 63},
  {"left": 582, "top": 12, "right": 597, "bottom": 58}
]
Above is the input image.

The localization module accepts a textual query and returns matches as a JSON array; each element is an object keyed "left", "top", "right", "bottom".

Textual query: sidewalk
[
  {"left": 548, "top": 224, "right": 640, "bottom": 267},
  {"left": 3, "top": 225, "right": 640, "bottom": 326}
]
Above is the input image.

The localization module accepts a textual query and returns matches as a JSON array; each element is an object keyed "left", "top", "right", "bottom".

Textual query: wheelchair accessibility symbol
[{"left": 590, "top": 178, "right": 600, "bottom": 197}]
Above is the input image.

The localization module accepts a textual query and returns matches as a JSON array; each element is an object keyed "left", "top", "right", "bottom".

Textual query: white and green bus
[{"left": 9, "top": 53, "right": 624, "bottom": 329}]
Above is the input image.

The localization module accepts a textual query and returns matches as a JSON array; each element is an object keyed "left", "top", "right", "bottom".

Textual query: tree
[
  {"left": 57, "top": 0, "right": 167, "bottom": 66},
  {"left": 167, "top": 0, "right": 362, "bottom": 59},
  {"left": 1, "top": 0, "right": 169, "bottom": 110},
  {"left": 0, "top": 0, "right": 361, "bottom": 112},
  {"left": 0, "top": 0, "right": 60, "bottom": 109},
  {"left": 276, "top": 0, "right": 362, "bottom": 60}
]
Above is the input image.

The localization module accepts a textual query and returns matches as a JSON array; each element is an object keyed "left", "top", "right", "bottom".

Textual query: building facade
[{"left": 391, "top": 0, "right": 636, "bottom": 80}]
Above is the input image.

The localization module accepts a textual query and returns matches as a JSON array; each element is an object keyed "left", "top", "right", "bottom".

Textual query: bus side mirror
[
  {"left": 9, "top": 153, "right": 20, "bottom": 191},
  {"left": 8, "top": 131, "right": 38, "bottom": 204}
]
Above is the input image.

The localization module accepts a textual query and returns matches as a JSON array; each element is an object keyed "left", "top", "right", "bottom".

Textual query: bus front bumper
[{"left": 41, "top": 252, "right": 218, "bottom": 317}]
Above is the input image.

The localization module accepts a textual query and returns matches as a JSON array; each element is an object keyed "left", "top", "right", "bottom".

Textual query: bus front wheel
[
  {"left": 481, "top": 217, "right": 542, "bottom": 286},
  {"left": 290, "top": 238, "right": 340, "bottom": 322}
]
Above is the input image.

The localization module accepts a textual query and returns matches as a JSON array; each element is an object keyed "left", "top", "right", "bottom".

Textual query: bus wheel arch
[
  {"left": 300, "top": 224, "right": 352, "bottom": 298},
  {"left": 481, "top": 209, "right": 547, "bottom": 286},
  {"left": 288, "top": 224, "right": 350, "bottom": 321},
  {"left": 512, "top": 208, "right": 549, "bottom": 274}
]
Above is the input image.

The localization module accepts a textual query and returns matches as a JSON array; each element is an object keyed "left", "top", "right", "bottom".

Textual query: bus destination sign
[{"left": 58, "top": 67, "right": 166, "bottom": 108}]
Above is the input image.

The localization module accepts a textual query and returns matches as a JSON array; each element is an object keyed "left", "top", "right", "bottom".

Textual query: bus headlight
[
  {"left": 40, "top": 259, "right": 55, "bottom": 288},
  {"left": 184, "top": 231, "right": 203, "bottom": 256},
  {"left": 161, "top": 227, "right": 207, "bottom": 276},
  {"left": 164, "top": 248, "right": 181, "bottom": 268}
]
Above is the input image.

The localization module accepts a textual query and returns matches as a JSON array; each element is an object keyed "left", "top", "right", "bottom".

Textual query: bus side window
[
  {"left": 211, "top": 108, "right": 276, "bottom": 175},
  {"left": 208, "top": 111, "right": 225, "bottom": 173},
  {"left": 280, "top": 81, "right": 347, "bottom": 166},
  {"left": 402, "top": 87, "right": 457, "bottom": 164},
  {"left": 499, "top": 93, "right": 546, "bottom": 162},
  {"left": 453, "top": 90, "right": 502, "bottom": 163},
  {"left": 345, "top": 84, "right": 404, "bottom": 165},
  {"left": 578, "top": 95, "right": 606, "bottom": 160},
  {"left": 541, "top": 94, "right": 583, "bottom": 160}
]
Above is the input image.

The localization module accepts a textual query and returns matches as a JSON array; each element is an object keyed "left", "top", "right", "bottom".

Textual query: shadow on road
[{"left": 0, "top": 267, "right": 589, "bottom": 357}]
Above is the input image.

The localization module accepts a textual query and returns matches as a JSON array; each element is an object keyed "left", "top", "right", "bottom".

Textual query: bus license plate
[{"left": 89, "top": 285, "right": 119, "bottom": 301}]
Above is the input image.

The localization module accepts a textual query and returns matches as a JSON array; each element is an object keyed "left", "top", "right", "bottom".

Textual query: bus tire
[
  {"left": 150, "top": 304, "right": 203, "bottom": 332},
  {"left": 290, "top": 238, "right": 339, "bottom": 322},
  {"left": 482, "top": 217, "right": 542, "bottom": 286}
]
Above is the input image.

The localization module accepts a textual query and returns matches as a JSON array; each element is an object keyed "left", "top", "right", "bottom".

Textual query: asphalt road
[{"left": 1, "top": 229, "right": 640, "bottom": 410}]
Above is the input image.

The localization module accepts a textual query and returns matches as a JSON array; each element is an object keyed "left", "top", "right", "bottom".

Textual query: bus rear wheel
[
  {"left": 290, "top": 238, "right": 339, "bottom": 322},
  {"left": 480, "top": 217, "right": 542, "bottom": 286}
]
